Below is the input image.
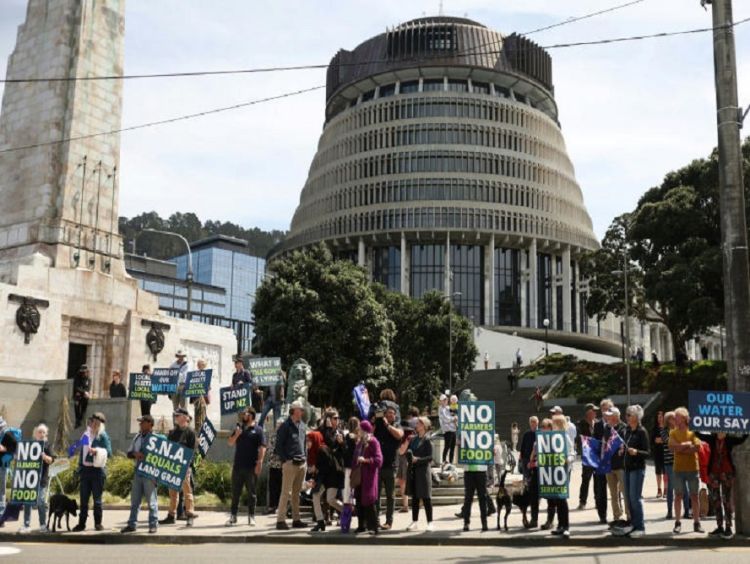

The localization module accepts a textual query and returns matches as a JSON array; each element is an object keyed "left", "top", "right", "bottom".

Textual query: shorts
[{"left": 673, "top": 471, "right": 700, "bottom": 497}]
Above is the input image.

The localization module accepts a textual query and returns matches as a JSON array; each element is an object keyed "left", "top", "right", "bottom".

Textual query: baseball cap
[{"left": 584, "top": 403, "right": 598, "bottom": 412}]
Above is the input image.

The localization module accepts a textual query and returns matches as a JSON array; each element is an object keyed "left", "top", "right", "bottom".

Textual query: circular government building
[{"left": 273, "top": 16, "right": 599, "bottom": 335}]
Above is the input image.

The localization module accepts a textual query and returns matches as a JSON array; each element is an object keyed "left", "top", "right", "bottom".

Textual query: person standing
[
  {"left": 159, "top": 408, "right": 197, "bottom": 527},
  {"left": 461, "top": 451, "right": 490, "bottom": 532},
  {"left": 651, "top": 411, "right": 667, "bottom": 498},
  {"left": 519, "top": 416, "right": 539, "bottom": 527},
  {"left": 617, "top": 405, "right": 650, "bottom": 538},
  {"left": 438, "top": 394, "right": 457, "bottom": 465},
  {"left": 353, "top": 420, "right": 383, "bottom": 535},
  {"left": 592, "top": 398, "right": 612, "bottom": 524},
  {"left": 72, "top": 412, "right": 112, "bottom": 532},
  {"left": 121, "top": 415, "right": 158, "bottom": 534},
  {"left": 547, "top": 415, "right": 575, "bottom": 538},
  {"left": 374, "top": 404, "right": 403, "bottom": 530},
  {"left": 515, "top": 348, "right": 523, "bottom": 368},
  {"left": 668, "top": 407, "right": 704, "bottom": 534},
  {"left": 577, "top": 404, "right": 597, "bottom": 510},
  {"left": 662, "top": 411, "right": 676, "bottom": 519},
  {"left": 508, "top": 369, "right": 516, "bottom": 393},
  {"left": 510, "top": 422, "right": 520, "bottom": 453},
  {"left": 405, "top": 417, "right": 434, "bottom": 532},
  {"left": 190, "top": 358, "right": 211, "bottom": 431},
  {"left": 73, "top": 364, "right": 91, "bottom": 428},
  {"left": 484, "top": 352, "right": 490, "bottom": 370},
  {"left": 603, "top": 406, "right": 629, "bottom": 528},
  {"left": 275, "top": 400, "right": 308, "bottom": 530},
  {"left": 170, "top": 350, "right": 190, "bottom": 411},
  {"left": 260, "top": 370, "right": 286, "bottom": 429},
  {"left": 311, "top": 423, "right": 344, "bottom": 532},
  {"left": 225, "top": 406, "right": 266, "bottom": 527},
  {"left": 0, "top": 416, "right": 19, "bottom": 527},
  {"left": 140, "top": 364, "right": 154, "bottom": 417},
  {"left": 18, "top": 425, "right": 54, "bottom": 534},
  {"left": 108, "top": 371, "right": 126, "bottom": 398}
]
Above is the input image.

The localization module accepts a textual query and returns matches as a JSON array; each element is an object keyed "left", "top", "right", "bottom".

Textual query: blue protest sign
[
  {"left": 128, "top": 372, "right": 155, "bottom": 402},
  {"left": 151, "top": 368, "right": 179, "bottom": 395},
  {"left": 184, "top": 369, "right": 212, "bottom": 398},
  {"left": 247, "top": 357, "right": 283, "bottom": 386},
  {"left": 220, "top": 384, "right": 250, "bottom": 415},
  {"left": 537, "top": 430, "right": 569, "bottom": 499},
  {"left": 689, "top": 390, "right": 750, "bottom": 433},
  {"left": 136, "top": 435, "right": 193, "bottom": 490},
  {"left": 197, "top": 418, "right": 217, "bottom": 459},
  {"left": 458, "top": 401, "right": 495, "bottom": 465}
]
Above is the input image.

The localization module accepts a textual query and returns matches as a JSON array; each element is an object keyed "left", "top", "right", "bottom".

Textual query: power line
[
  {"left": 0, "top": 85, "right": 324, "bottom": 155},
  {"left": 2, "top": 14, "right": 747, "bottom": 85}
]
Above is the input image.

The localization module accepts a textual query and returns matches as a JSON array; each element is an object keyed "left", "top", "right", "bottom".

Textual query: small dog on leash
[
  {"left": 495, "top": 471, "right": 531, "bottom": 531},
  {"left": 47, "top": 494, "right": 78, "bottom": 532}
]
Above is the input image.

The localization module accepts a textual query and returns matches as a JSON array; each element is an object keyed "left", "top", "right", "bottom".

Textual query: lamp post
[
  {"left": 612, "top": 258, "right": 631, "bottom": 406},
  {"left": 142, "top": 228, "right": 193, "bottom": 321},
  {"left": 447, "top": 290, "right": 462, "bottom": 393},
  {"left": 543, "top": 318, "right": 550, "bottom": 357}
]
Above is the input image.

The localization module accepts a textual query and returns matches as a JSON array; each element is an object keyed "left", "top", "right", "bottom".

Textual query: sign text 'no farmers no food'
[
  {"left": 458, "top": 401, "right": 495, "bottom": 465},
  {"left": 10, "top": 441, "right": 45, "bottom": 504}
]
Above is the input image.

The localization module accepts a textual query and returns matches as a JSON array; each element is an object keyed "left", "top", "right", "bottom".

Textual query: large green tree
[
  {"left": 584, "top": 138, "right": 750, "bottom": 352},
  {"left": 252, "top": 244, "right": 393, "bottom": 408}
]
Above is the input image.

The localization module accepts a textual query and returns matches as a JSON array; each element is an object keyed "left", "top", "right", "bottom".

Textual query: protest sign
[
  {"left": 689, "top": 390, "right": 750, "bottom": 433},
  {"left": 194, "top": 418, "right": 217, "bottom": 468},
  {"left": 151, "top": 368, "right": 179, "bottom": 395},
  {"left": 220, "top": 384, "right": 251, "bottom": 415},
  {"left": 247, "top": 357, "right": 283, "bottom": 386},
  {"left": 10, "top": 441, "right": 44, "bottom": 504},
  {"left": 136, "top": 435, "right": 193, "bottom": 490},
  {"left": 128, "top": 372, "right": 155, "bottom": 402},
  {"left": 184, "top": 369, "right": 212, "bottom": 398},
  {"left": 537, "top": 430, "right": 569, "bottom": 499},
  {"left": 458, "top": 401, "right": 495, "bottom": 465}
]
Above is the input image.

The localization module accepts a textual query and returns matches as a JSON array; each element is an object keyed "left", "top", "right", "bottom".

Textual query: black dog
[
  {"left": 47, "top": 494, "right": 78, "bottom": 532},
  {"left": 496, "top": 471, "right": 531, "bottom": 531}
]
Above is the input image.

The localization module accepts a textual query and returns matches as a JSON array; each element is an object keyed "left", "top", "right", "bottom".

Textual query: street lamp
[
  {"left": 612, "top": 258, "right": 632, "bottom": 406},
  {"left": 142, "top": 228, "right": 193, "bottom": 321},
  {"left": 447, "top": 291, "right": 462, "bottom": 393},
  {"left": 543, "top": 318, "right": 550, "bottom": 357}
]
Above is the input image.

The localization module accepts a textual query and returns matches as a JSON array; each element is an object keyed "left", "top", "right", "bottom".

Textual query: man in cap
[
  {"left": 604, "top": 406, "right": 629, "bottom": 528},
  {"left": 122, "top": 415, "right": 158, "bottom": 534},
  {"left": 73, "top": 364, "right": 91, "bottom": 428},
  {"left": 577, "top": 403, "right": 599, "bottom": 510},
  {"left": 159, "top": 407, "right": 197, "bottom": 527},
  {"left": 275, "top": 400, "right": 308, "bottom": 530},
  {"left": 170, "top": 350, "right": 190, "bottom": 412}
]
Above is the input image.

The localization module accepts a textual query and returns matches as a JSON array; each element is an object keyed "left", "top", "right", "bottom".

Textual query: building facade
[
  {"left": 173, "top": 235, "right": 266, "bottom": 353},
  {"left": 272, "top": 16, "right": 599, "bottom": 334}
]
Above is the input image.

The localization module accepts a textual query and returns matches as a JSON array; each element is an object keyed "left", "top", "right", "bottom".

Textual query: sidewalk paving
[{"left": 1, "top": 462, "right": 747, "bottom": 546}]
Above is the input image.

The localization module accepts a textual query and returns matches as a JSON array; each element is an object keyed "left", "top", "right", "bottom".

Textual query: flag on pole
[
  {"left": 66, "top": 429, "right": 91, "bottom": 458},
  {"left": 599, "top": 431, "right": 624, "bottom": 474},
  {"left": 581, "top": 436, "right": 601, "bottom": 470}
]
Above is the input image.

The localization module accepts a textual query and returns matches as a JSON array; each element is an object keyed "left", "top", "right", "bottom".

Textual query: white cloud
[{"left": 1, "top": 0, "right": 750, "bottom": 239}]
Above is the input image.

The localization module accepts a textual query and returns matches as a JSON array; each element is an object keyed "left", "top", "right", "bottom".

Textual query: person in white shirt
[{"left": 438, "top": 394, "right": 457, "bottom": 465}]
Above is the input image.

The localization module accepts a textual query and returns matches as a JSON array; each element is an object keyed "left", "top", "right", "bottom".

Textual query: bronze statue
[{"left": 284, "top": 359, "right": 317, "bottom": 425}]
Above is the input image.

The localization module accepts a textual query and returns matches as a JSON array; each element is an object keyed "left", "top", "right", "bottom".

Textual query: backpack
[{"left": 0, "top": 427, "right": 23, "bottom": 468}]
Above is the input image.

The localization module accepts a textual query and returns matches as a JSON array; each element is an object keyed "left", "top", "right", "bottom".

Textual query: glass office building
[
  {"left": 174, "top": 235, "right": 266, "bottom": 353},
  {"left": 271, "top": 17, "right": 598, "bottom": 332}
]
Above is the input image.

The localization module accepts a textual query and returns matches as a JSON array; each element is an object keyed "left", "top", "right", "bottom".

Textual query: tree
[
  {"left": 584, "top": 138, "right": 750, "bottom": 353},
  {"left": 252, "top": 244, "right": 393, "bottom": 408}
]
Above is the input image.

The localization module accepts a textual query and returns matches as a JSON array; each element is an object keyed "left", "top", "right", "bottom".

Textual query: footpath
[{"left": 1, "top": 461, "right": 747, "bottom": 547}]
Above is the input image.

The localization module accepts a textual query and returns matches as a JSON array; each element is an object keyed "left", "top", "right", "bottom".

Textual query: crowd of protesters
[{"left": 0, "top": 351, "right": 747, "bottom": 542}]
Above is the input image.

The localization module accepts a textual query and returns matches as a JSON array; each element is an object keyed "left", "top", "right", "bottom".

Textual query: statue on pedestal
[{"left": 284, "top": 358, "right": 318, "bottom": 425}]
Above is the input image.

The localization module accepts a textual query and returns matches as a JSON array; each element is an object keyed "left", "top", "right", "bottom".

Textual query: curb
[{"left": 2, "top": 531, "right": 749, "bottom": 548}]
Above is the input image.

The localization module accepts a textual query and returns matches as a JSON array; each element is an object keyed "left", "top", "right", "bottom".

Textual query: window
[
  {"left": 494, "top": 248, "right": 520, "bottom": 326},
  {"left": 361, "top": 90, "right": 375, "bottom": 102},
  {"left": 379, "top": 84, "right": 396, "bottom": 98},
  {"left": 472, "top": 82, "right": 490, "bottom": 95},
  {"left": 400, "top": 80, "right": 419, "bottom": 94},
  {"left": 450, "top": 245, "right": 484, "bottom": 325},
  {"left": 447, "top": 79, "right": 468, "bottom": 92},
  {"left": 410, "top": 244, "right": 445, "bottom": 298},
  {"left": 372, "top": 246, "right": 401, "bottom": 291},
  {"left": 494, "top": 85, "right": 510, "bottom": 98},
  {"left": 422, "top": 79, "right": 444, "bottom": 92}
]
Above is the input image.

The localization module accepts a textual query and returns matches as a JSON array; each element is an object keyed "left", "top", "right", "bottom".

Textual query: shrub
[{"left": 104, "top": 454, "right": 135, "bottom": 498}]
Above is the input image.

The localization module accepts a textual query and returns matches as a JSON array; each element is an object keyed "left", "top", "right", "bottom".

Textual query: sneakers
[
  {"left": 425, "top": 522, "right": 435, "bottom": 532},
  {"left": 17, "top": 526, "right": 31, "bottom": 534},
  {"left": 562, "top": 530, "right": 570, "bottom": 539},
  {"left": 613, "top": 525, "right": 634, "bottom": 537},
  {"left": 148, "top": 526, "right": 157, "bottom": 534},
  {"left": 722, "top": 526, "right": 734, "bottom": 539},
  {"left": 406, "top": 521, "right": 419, "bottom": 531},
  {"left": 630, "top": 529, "right": 645, "bottom": 538},
  {"left": 248, "top": 516, "right": 256, "bottom": 527},
  {"left": 120, "top": 525, "right": 136, "bottom": 533},
  {"left": 709, "top": 526, "right": 724, "bottom": 537},
  {"left": 158, "top": 514, "right": 175, "bottom": 525},
  {"left": 38, "top": 525, "right": 49, "bottom": 534},
  {"left": 551, "top": 528, "right": 564, "bottom": 536},
  {"left": 226, "top": 516, "right": 237, "bottom": 527},
  {"left": 673, "top": 521, "right": 682, "bottom": 534},
  {"left": 276, "top": 521, "right": 290, "bottom": 530},
  {"left": 694, "top": 522, "right": 705, "bottom": 534}
]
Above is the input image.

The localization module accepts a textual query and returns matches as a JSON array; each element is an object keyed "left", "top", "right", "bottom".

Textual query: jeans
[
  {"left": 442, "top": 431, "right": 456, "bottom": 463},
  {"left": 664, "top": 464, "right": 674, "bottom": 516},
  {"left": 579, "top": 465, "right": 595, "bottom": 505},
  {"left": 0, "top": 466, "right": 6, "bottom": 516},
  {"left": 462, "top": 470, "right": 488, "bottom": 526},
  {"left": 260, "top": 398, "right": 281, "bottom": 428},
  {"left": 376, "top": 465, "right": 396, "bottom": 525},
  {"left": 624, "top": 468, "right": 646, "bottom": 531},
  {"left": 23, "top": 486, "right": 48, "bottom": 528},
  {"left": 128, "top": 474, "right": 158, "bottom": 529},
  {"left": 78, "top": 467, "right": 105, "bottom": 527},
  {"left": 230, "top": 467, "right": 258, "bottom": 517}
]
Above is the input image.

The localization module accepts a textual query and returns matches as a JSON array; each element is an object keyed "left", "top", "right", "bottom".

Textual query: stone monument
[
  {"left": 284, "top": 358, "right": 318, "bottom": 425},
  {"left": 0, "top": 0, "right": 236, "bottom": 433}
]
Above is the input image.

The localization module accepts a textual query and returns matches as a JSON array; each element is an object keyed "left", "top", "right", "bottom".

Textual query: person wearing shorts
[{"left": 668, "top": 407, "right": 704, "bottom": 534}]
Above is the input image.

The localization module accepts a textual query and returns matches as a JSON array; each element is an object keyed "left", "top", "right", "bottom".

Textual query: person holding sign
[
  {"left": 122, "top": 415, "right": 159, "bottom": 534},
  {"left": 156, "top": 408, "right": 197, "bottom": 527},
  {"left": 18, "top": 424, "right": 55, "bottom": 534},
  {"left": 545, "top": 416, "right": 575, "bottom": 538},
  {"left": 226, "top": 407, "right": 266, "bottom": 527}
]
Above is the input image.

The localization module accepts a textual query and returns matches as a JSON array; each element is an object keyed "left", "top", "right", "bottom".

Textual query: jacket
[
  {"left": 275, "top": 417, "right": 306, "bottom": 463},
  {"left": 623, "top": 424, "right": 650, "bottom": 471},
  {"left": 352, "top": 436, "right": 383, "bottom": 506},
  {"left": 438, "top": 405, "right": 457, "bottom": 433},
  {"left": 696, "top": 433, "right": 747, "bottom": 475},
  {"left": 73, "top": 374, "right": 90, "bottom": 399},
  {"left": 406, "top": 434, "right": 433, "bottom": 499}
]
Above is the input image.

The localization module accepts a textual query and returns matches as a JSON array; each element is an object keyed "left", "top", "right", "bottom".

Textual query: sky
[{"left": 1, "top": 0, "right": 750, "bottom": 240}]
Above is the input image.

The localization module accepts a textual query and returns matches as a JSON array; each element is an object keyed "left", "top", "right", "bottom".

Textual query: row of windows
[
  {"left": 325, "top": 96, "right": 561, "bottom": 147},
  {"left": 311, "top": 122, "right": 570, "bottom": 173},
  {"left": 304, "top": 150, "right": 568, "bottom": 198}
]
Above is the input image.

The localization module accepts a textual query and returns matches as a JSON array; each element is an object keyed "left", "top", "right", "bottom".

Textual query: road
[{"left": 1, "top": 542, "right": 749, "bottom": 563}]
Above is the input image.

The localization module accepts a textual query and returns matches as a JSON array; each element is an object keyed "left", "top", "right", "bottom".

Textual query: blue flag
[
  {"left": 599, "top": 431, "right": 624, "bottom": 474},
  {"left": 581, "top": 436, "right": 601, "bottom": 470},
  {"left": 66, "top": 430, "right": 91, "bottom": 458},
  {"left": 352, "top": 384, "right": 371, "bottom": 420}
]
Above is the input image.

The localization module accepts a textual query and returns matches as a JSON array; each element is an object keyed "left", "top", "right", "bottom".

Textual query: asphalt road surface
[{"left": 1, "top": 542, "right": 749, "bottom": 563}]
